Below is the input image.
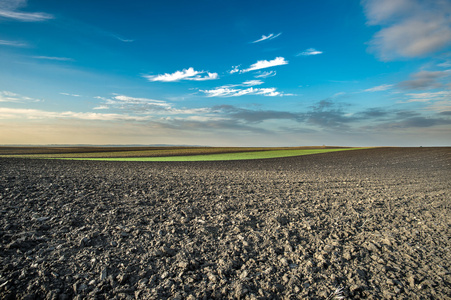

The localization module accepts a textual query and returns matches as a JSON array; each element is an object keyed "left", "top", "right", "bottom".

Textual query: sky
[{"left": 0, "top": 0, "right": 450, "bottom": 146}]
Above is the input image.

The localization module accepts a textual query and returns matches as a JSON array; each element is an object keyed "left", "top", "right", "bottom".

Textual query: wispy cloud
[
  {"left": 403, "top": 91, "right": 451, "bottom": 103},
  {"left": 96, "top": 94, "right": 172, "bottom": 112},
  {"left": 33, "top": 56, "right": 74, "bottom": 61},
  {"left": 438, "top": 60, "right": 451, "bottom": 68},
  {"left": 242, "top": 57, "right": 288, "bottom": 73},
  {"left": 0, "top": 107, "right": 152, "bottom": 121},
  {"left": 60, "top": 93, "right": 81, "bottom": 97},
  {"left": 109, "top": 34, "right": 134, "bottom": 43},
  {"left": 200, "top": 87, "right": 287, "bottom": 97},
  {"left": 425, "top": 100, "right": 451, "bottom": 113},
  {"left": 251, "top": 33, "right": 282, "bottom": 43},
  {"left": 0, "top": 91, "right": 40, "bottom": 102},
  {"left": 297, "top": 48, "right": 323, "bottom": 56},
  {"left": 362, "top": 0, "right": 451, "bottom": 60},
  {"left": 0, "top": 0, "right": 53, "bottom": 21},
  {"left": 254, "top": 70, "right": 277, "bottom": 78},
  {"left": 113, "top": 95, "right": 171, "bottom": 107},
  {"left": 364, "top": 84, "right": 394, "bottom": 92},
  {"left": 397, "top": 70, "right": 448, "bottom": 90},
  {"left": 207, "top": 80, "right": 264, "bottom": 91},
  {"left": 241, "top": 80, "right": 264, "bottom": 86},
  {"left": 0, "top": 39, "right": 27, "bottom": 47},
  {"left": 143, "top": 68, "right": 219, "bottom": 82},
  {"left": 93, "top": 105, "right": 109, "bottom": 110},
  {"left": 94, "top": 94, "right": 210, "bottom": 116}
]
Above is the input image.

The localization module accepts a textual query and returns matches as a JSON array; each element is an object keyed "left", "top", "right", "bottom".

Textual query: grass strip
[{"left": 55, "top": 148, "right": 360, "bottom": 162}]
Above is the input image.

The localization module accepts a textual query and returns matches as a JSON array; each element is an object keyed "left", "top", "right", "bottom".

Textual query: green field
[
  {"left": 53, "top": 148, "right": 360, "bottom": 161},
  {"left": 0, "top": 146, "right": 365, "bottom": 161}
]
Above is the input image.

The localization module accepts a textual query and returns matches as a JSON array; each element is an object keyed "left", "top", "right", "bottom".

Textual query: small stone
[
  {"left": 161, "top": 271, "right": 169, "bottom": 279},
  {"left": 177, "top": 261, "right": 189, "bottom": 269},
  {"left": 100, "top": 268, "right": 107, "bottom": 281},
  {"left": 407, "top": 275, "right": 415, "bottom": 288},
  {"left": 235, "top": 283, "right": 246, "bottom": 298},
  {"left": 282, "top": 274, "right": 290, "bottom": 283},
  {"left": 343, "top": 251, "right": 352, "bottom": 260},
  {"left": 366, "top": 242, "right": 380, "bottom": 252},
  {"left": 349, "top": 284, "right": 361, "bottom": 293},
  {"left": 279, "top": 257, "right": 289, "bottom": 266},
  {"left": 207, "top": 273, "right": 217, "bottom": 282},
  {"left": 173, "top": 293, "right": 183, "bottom": 300},
  {"left": 138, "top": 278, "right": 148, "bottom": 286},
  {"left": 79, "top": 237, "right": 89, "bottom": 247},
  {"left": 239, "top": 270, "right": 248, "bottom": 280}
]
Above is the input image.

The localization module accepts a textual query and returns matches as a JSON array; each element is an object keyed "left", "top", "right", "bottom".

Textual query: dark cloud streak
[{"left": 397, "top": 70, "right": 448, "bottom": 90}]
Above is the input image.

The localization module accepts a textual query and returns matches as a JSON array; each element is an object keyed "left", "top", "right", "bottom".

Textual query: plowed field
[{"left": 0, "top": 147, "right": 450, "bottom": 299}]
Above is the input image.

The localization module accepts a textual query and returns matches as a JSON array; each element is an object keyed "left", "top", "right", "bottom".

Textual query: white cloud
[
  {"left": 207, "top": 80, "right": 264, "bottom": 91},
  {"left": 229, "top": 65, "right": 241, "bottom": 74},
  {"left": 112, "top": 95, "right": 171, "bottom": 107},
  {"left": 241, "top": 80, "right": 264, "bottom": 87},
  {"left": 362, "top": 0, "right": 451, "bottom": 60},
  {"left": 33, "top": 56, "right": 74, "bottom": 61},
  {"left": 0, "top": 91, "right": 40, "bottom": 102},
  {"left": 200, "top": 87, "right": 288, "bottom": 97},
  {"left": 297, "top": 48, "right": 323, "bottom": 56},
  {"left": 0, "top": 39, "right": 27, "bottom": 47},
  {"left": 93, "top": 105, "right": 109, "bottom": 110},
  {"left": 404, "top": 91, "right": 451, "bottom": 102},
  {"left": 0, "top": 0, "right": 53, "bottom": 21},
  {"left": 94, "top": 94, "right": 211, "bottom": 116},
  {"left": 95, "top": 94, "right": 173, "bottom": 112},
  {"left": 438, "top": 61, "right": 451, "bottom": 68},
  {"left": 143, "top": 68, "right": 218, "bottom": 82},
  {"left": 364, "top": 84, "right": 394, "bottom": 92},
  {"left": 60, "top": 93, "right": 81, "bottom": 97},
  {"left": 254, "top": 70, "right": 277, "bottom": 78},
  {"left": 0, "top": 107, "right": 152, "bottom": 121},
  {"left": 242, "top": 57, "right": 288, "bottom": 73},
  {"left": 251, "top": 33, "right": 282, "bottom": 43}
]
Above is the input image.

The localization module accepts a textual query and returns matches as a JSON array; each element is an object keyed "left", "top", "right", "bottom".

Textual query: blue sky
[{"left": 0, "top": 0, "right": 450, "bottom": 146}]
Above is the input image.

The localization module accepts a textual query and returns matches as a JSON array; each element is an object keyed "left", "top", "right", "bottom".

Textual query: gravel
[{"left": 0, "top": 147, "right": 450, "bottom": 299}]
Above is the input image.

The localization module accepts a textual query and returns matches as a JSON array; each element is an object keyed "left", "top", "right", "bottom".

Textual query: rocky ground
[{"left": 0, "top": 147, "right": 450, "bottom": 300}]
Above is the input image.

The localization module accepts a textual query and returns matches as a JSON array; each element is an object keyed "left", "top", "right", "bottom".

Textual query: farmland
[
  {"left": 0, "top": 147, "right": 450, "bottom": 299},
  {"left": 0, "top": 146, "right": 351, "bottom": 160}
]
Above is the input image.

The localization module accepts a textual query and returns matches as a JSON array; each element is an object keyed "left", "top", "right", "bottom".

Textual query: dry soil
[{"left": 0, "top": 147, "right": 450, "bottom": 299}]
